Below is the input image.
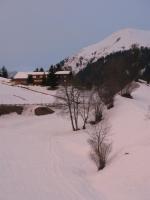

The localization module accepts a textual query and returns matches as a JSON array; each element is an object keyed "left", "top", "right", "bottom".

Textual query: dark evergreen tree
[
  {"left": 34, "top": 68, "right": 39, "bottom": 72},
  {"left": 27, "top": 75, "right": 34, "bottom": 85},
  {"left": 47, "top": 67, "right": 58, "bottom": 89},
  {"left": 55, "top": 63, "right": 62, "bottom": 71},
  {"left": 48, "top": 65, "right": 54, "bottom": 72},
  {"left": 1, "top": 66, "right": 8, "bottom": 78},
  {"left": 42, "top": 73, "right": 47, "bottom": 86},
  {"left": 39, "top": 67, "right": 44, "bottom": 72}
]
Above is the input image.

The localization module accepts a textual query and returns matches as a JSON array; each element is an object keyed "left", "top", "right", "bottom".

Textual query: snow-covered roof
[
  {"left": 28, "top": 72, "right": 48, "bottom": 75},
  {"left": 55, "top": 71, "right": 71, "bottom": 75},
  {"left": 14, "top": 72, "right": 48, "bottom": 79},
  {"left": 13, "top": 72, "right": 28, "bottom": 79}
]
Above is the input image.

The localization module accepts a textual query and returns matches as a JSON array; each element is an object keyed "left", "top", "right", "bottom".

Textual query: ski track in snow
[
  {"left": 49, "top": 137, "right": 104, "bottom": 200},
  {"left": 0, "top": 114, "right": 103, "bottom": 200}
]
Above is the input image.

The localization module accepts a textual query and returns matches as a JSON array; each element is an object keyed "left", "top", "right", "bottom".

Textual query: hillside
[
  {"left": 64, "top": 28, "right": 150, "bottom": 73},
  {"left": 0, "top": 80, "right": 150, "bottom": 199},
  {"left": 0, "top": 77, "right": 55, "bottom": 105}
]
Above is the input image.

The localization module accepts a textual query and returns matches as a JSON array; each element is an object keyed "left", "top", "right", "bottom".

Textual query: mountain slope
[{"left": 65, "top": 28, "right": 150, "bottom": 73}]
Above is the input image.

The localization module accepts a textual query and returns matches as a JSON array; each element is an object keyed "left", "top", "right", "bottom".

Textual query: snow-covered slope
[
  {"left": 0, "top": 83, "right": 150, "bottom": 200},
  {"left": 65, "top": 28, "right": 150, "bottom": 73},
  {"left": 0, "top": 78, "right": 55, "bottom": 104},
  {"left": 90, "top": 83, "right": 150, "bottom": 200}
]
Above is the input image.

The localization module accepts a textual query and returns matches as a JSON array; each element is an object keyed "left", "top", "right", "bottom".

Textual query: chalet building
[
  {"left": 12, "top": 72, "right": 48, "bottom": 85},
  {"left": 13, "top": 72, "right": 28, "bottom": 85},
  {"left": 12, "top": 71, "right": 71, "bottom": 85},
  {"left": 55, "top": 71, "right": 72, "bottom": 84}
]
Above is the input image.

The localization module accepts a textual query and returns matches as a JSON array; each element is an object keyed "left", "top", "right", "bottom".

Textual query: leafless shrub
[
  {"left": 88, "top": 121, "right": 112, "bottom": 170},
  {"left": 97, "top": 83, "right": 115, "bottom": 109}
]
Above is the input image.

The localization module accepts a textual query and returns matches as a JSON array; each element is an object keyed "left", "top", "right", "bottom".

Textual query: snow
[
  {"left": 13, "top": 72, "right": 28, "bottom": 79},
  {"left": 65, "top": 28, "right": 150, "bottom": 73},
  {"left": 90, "top": 84, "right": 150, "bottom": 200},
  {"left": 0, "top": 81, "right": 150, "bottom": 199},
  {"left": 55, "top": 71, "right": 71, "bottom": 75},
  {"left": 28, "top": 72, "right": 48, "bottom": 75},
  {"left": 0, "top": 77, "right": 11, "bottom": 83},
  {"left": 0, "top": 114, "right": 102, "bottom": 200},
  {"left": 0, "top": 78, "right": 55, "bottom": 104}
]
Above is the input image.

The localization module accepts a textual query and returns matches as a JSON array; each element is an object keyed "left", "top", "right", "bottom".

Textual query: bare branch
[{"left": 88, "top": 120, "right": 112, "bottom": 170}]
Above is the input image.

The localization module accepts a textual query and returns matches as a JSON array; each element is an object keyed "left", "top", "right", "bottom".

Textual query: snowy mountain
[{"left": 64, "top": 28, "right": 150, "bottom": 73}]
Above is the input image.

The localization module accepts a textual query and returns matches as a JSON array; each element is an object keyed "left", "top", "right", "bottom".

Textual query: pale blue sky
[{"left": 0, "top": 0, "right": 149, "bottom": 71}]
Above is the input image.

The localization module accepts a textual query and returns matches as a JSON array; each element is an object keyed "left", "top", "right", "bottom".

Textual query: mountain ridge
[{"left": 64, "top": 28, "right": 150, "bottom": 73}]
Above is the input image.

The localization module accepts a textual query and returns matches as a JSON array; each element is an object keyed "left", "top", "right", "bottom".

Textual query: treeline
[
  {"left": 33, "top": 63, "right": 62, "bottom": 73},
  {"left": 0, "top": 66, "right": 8, "bottom": 78},
  {"left": 33, "top": 57, "right": 68, "bottom": 73},
  {"left": 75, "top": 46, "right": 150, "bottom": 90}
]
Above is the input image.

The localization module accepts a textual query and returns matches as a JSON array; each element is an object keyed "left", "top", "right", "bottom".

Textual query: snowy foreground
[{"left": 0, "top": 81, "right": 150, "bottom": 199}]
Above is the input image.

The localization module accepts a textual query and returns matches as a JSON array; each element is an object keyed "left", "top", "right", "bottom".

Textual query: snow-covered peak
[{"left": 65, "top": 28, "right": 150, "bottom": 73}]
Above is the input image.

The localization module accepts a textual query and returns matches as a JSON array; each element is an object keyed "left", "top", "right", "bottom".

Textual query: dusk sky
[{"left": 0, "top": 0, "right": 149, "bottom": 71}]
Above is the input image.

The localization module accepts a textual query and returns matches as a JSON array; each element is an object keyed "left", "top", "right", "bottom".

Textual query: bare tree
[
  {"left": 79, "top": 91, "right": 93, "bottom": 129},
  {"left": 56, "top": 83, "right": 80, "bottom": 131},
  {"left": 88, "top": 120, "right": 112, "bottom": 170},
  {"left": 71, "top": 86, "right": 80, "bottom": 130}
]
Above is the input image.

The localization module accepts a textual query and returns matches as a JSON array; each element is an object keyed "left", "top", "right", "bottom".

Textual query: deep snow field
[{"left": 0, "top": 78, "right": 150, "bottom": 200}]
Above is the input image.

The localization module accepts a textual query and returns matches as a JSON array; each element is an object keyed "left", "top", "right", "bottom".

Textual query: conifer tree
[
  {"left": 1, "top": 66, "right": 8, "bottom": 78},
  {"left": 27, "top": 75, "right": 34, "bottom": 85},
  {"left": 42, "top": 73, "right": 47, "bottom": 86},
  {"left": 34, "top": 68, "right": 39, "bottom": 72},
  {"left": 39, "top": 67, "right": 44, "bottom": 72},
  {"left": 47, "top": 66, "right": 58, "bottom": 89}
]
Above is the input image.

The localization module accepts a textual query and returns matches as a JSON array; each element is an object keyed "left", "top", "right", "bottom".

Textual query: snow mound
[{"left": 0, "top": 77, "right": 11, "bottom": 83}]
